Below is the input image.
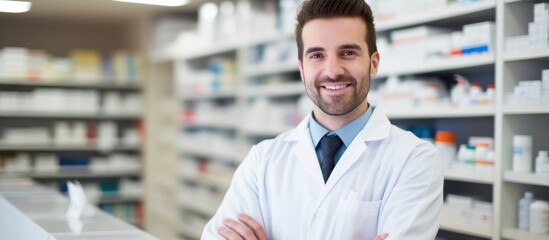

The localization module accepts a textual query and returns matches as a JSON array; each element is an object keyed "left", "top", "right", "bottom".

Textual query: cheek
[
  {"left": 349, "top": 65, "right": 369, "bottom": 80},
  {"left": 302, "top": 68, "right": 318, "bottom": 84}
]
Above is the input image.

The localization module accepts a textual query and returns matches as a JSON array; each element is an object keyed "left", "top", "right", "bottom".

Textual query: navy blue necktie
[{"left": 320, "top": 134, "right": 343, "bottom": 183}]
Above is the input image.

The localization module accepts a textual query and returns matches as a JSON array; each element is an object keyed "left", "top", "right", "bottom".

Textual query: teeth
[{"left": 324, "top": 85, "right": 347, "bottom": 90}]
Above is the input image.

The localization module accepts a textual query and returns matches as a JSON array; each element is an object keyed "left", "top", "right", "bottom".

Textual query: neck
[{"left": 313, "top": 101, "right": 369, "bottom": 131}]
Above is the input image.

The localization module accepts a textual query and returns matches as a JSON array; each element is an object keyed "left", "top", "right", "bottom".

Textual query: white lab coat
[{"left": 202, "top": 108, "right": 443, "bottom": 240}]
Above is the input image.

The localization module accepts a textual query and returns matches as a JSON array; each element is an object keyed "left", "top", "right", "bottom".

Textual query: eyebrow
[
  {"left": 340, "top": 44, "right": 363, "bottom": 51},
  {"left": 304, "top": 44, "right": 363, "bottom": 56},
  {"left": 305, "top": 47, "right": 324, "bottom": 56}
]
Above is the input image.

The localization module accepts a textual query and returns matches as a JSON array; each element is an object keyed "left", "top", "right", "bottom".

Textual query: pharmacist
[{"left": 202, "top": 0, "right": 444, "bottom": 239}]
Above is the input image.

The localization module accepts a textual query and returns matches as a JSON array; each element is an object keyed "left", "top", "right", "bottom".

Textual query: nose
[{"left": 324, "top": 56, "right": 344, "bottom": 79}]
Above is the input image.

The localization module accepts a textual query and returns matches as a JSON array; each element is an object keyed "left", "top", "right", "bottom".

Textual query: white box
[
  {"left": 446, "top": 194, "right": 474, "bottom": 209},
  {"left": 463, "top": 21, "right": 495, "bottom": 37},
  {"left": 505, "top": 35, "right": 531, "bottom": 52},
  {"left": 462, "top": 22, "right": 495, "bottom": 52},
  {"left": 534, "top": 3, "right": 549, "bottom": 13},
  {"left": 425, "top": 34, "right": 451, "bottom": 59},
  {"left": 391, "top": 26, "right": 452, "bottom": 45},
  {"left": 542, "top": 69, "right": 549, "bottom": 81}
]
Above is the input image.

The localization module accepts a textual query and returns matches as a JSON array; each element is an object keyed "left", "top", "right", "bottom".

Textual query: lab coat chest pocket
[{"left": 333, "top": 199, "right": 381, "bottom": 240}]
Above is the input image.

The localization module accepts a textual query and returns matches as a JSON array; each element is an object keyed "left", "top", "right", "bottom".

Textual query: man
[{"left": 202, "top": 0, "right": 443, "bottom": 239}]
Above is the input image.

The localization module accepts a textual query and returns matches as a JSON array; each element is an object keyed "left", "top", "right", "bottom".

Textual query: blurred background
[{"left": 0, "top": 0, "right": 548, "bottom": 240}]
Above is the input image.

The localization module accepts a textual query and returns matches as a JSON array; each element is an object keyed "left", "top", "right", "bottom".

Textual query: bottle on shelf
[
  {"left": 529, "top": 200, "right": 549, "bottom": 234},
  {"left": 435, "top": 131, "right": 456, "bottom": 169},
  {"left": 485, "top": 84, "right": 495, "bottom": 105},
  {"left": 450, "top": 74, "right": 470, "bottom": 107},
  {"left": 469, "top": 82, "right": 483, "bottom": 106},
  {"left": 512, "top": 135, "right": 533, "bottom": 173},
  {"left": 535, "top": 151, "right": 549, "bottom": 175},
  {"left": 518, "top": 191, "right": 534, "bottom": 230}
]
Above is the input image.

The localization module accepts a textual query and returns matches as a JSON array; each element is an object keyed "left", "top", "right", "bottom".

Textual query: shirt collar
[{"left": 309, "top": 105, "right": 374, "bottom": 148}]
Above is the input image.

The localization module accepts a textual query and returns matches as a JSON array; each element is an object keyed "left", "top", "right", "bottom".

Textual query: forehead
[{"left": 301, "top": 17, "right": 367, "bottom": 48}]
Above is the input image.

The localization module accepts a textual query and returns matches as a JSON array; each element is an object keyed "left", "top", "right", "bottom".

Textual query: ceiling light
[
  {"left": 113, "top": 0, "right": 189, "bottom": 7},
  {"left": 0, "top": 0, "right": 31, "bottom": 13}
]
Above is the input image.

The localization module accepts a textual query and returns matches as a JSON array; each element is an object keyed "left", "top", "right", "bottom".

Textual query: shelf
[
  {"left": 241, "top": 82, "right": 304, "bottom": 98},
  {"left": 504, "top": 171, "right": 549, "bottom": 187},
  {"left": 504, "top": 48, "right": 549, "bottom": 62},
  {"left": 155, "top": 30, "right": 293, "bottom": 62},
  {"left": 244, "top": 62, "right": 299, "bottom": 77},
  {"left": 246, "top": 29, "right": 294, "bottom": 46},
  {"left": 381, "top": 105, "right": 495, "bottom": 119},
  {"left": 32, "top": 169, "right": 141, "bottom": 179},
  {"left": 0, "top": 80, "right": 141, "bottom": 91},
  {"left": 183, "top": 121, "right": 237, "bottom": 130},
  {"left": 179, "top": 196, "right": 217, "bottom": 217},
  {"left": 177, "top": 40, "right": 241, "bottom": 60},
  {"left": 377, "top": 54, "right": 494, "bottom": 78},
  {"left": 181, "top": 89, "right": 237, "bottom": 101},
  {"left": 181, "top": 172, "right": 231, "bottom": 190},
  {"left": 0, "top": 144, "right": 140, "bottom": 152},
  {"left": 503, "top": 105, "right": 549, "bottom": 115},
  {"left": 100, "top": 195, "right": 142, "bottom": 204},
  {"left": 377, "top": 0, "right": 496, "bottom": 32},
  {"left": 444, "top": 167, "right": 494, "bottom": 184},
  {"left": 0, "top": 111, "right": 141, "bottom": 120},
  {"left": 502, "top": 228, "right": 549, "bottom": 240},
  {"left": 439, "top": 210, "right": 492, "bottom": 238},
  {"left": 1, "top": 169, "right": 141, "bottom": 179},
  {"left": 181, "top": 145, "right": 242, "bottom": 163}
]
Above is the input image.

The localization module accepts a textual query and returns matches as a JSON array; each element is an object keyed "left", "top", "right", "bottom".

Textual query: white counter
[{"left": 0, "top": 178, "right": 158, "bottom": 240}]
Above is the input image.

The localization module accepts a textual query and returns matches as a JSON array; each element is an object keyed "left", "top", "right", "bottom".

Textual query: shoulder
[
  {"left": 388, "top": 125, "right": 435, "bottom": 149},
  {"left": 383, "top": 125, "right": 439, "bottom": 166},
  {"left": 253, "top": 129, "right": 296, "bottom": 156}
]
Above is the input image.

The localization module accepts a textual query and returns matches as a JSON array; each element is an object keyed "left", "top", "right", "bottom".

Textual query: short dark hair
[{"left": 295, "top": 0, "right": 377, "bottom": 61}]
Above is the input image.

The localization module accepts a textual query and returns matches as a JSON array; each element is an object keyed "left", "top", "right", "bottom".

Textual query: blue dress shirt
[{"left": 309, "top": 105, "right": 374, "bottom": 167}]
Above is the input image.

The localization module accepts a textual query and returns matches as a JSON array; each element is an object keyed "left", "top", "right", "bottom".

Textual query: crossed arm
[{"left": 218, "top": 213, "right": 388, "bottom": 240}]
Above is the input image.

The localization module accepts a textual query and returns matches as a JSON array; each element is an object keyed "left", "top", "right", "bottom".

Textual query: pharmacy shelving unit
[
  {"left": 497, "top": 1, "right": 549, "bottom": 240},
  {"left": 440, "top": 206, "right": 494, "bottom": 239},
  {"left": 0, "top": 79, "right": 142, "bottom": 91},
  {"left": 169, "top": 44, "right": 242, "bottom": 240},
  {"left": 375, "top": 1, "right": 498, "bottom": 239},
  {"left": 0, "top": 3, "right": 158, "bottom": 227},
  {"left": 0, "top": 111, "right": 141, "bottom": 120},
  {"left": 148, "top": 0, "right": 549, "bottom": 239},
  {"left": 141, "top": 57, "right": 182, "bottom": 240},
  {"left": 240, "top": 31, "right": 303, "bottom": 137},
  {"left": 0, "top": 80, "right": 145, "bottom": 227},
  {"left": 0, "top": 144, "right": 140, "bottom": 152},
  {"left": 0, "top": 169, "right": 141, "bottom": 179}
]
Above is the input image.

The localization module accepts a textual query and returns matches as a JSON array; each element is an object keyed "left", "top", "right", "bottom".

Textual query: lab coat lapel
[
  {"left": 321, "top": 108, "right": 392, "bottom": 193},
  {"left": 284, "top": 114, "right": 326, "bottom": 187},
  {"left": 283, "top": 109, "right": 392, "bottom": 195}
]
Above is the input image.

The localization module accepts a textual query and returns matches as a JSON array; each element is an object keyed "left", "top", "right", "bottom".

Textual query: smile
[{"left": 323, "top": 85, "right": 349, "bottom": 90}]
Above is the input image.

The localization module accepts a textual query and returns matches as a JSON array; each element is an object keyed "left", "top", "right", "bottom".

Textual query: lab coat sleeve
[
  {"left": 378, "top": 142, "right": 444, "bottom": 240},
  {"left": 201, "top": 145, "right": 264, "bottom": 240}
]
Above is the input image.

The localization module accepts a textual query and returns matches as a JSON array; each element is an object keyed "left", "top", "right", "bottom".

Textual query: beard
[{"left": 303, "top": 66, "right": 370, "bottom": 116}]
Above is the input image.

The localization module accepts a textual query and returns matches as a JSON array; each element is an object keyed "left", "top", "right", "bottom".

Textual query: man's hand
[
  {"left": 218, "top": 214, "right": 267, "bottom": 240},
  {"left": 218, "top": 213, "right": 388, "bottom": 240},
  {"left": 373, "top": 233, "right": 388, "bottom": 240}
]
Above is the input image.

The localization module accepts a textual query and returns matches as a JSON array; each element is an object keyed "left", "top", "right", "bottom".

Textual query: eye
[
  {"left": 342, "top": 51, "right": 356, "bottom": 57},
  {"left": 310, "top": 53, "right": 323, "bottom": 59}
]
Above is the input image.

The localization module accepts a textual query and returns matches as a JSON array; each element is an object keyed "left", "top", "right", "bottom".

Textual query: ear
[
  {"left": 369, "top": 51, "right": 380, "bottom": 78},
  {"left": 298, "top": 59, "right": 305, "bottom": 82}
]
